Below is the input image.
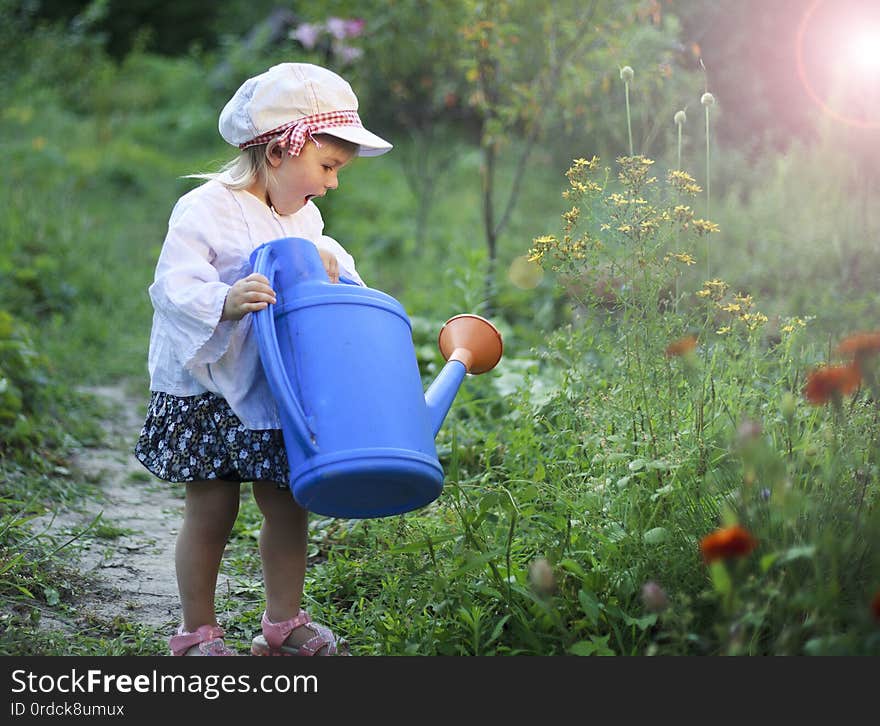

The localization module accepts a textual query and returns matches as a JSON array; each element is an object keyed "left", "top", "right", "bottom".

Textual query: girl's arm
[{"left": 149, "top": 201, "right": 239, "bottom": 369}]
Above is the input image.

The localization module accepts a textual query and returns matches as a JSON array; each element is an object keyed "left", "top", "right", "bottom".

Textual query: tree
[{"left": 459, "top": 0, "right": 693, "bottom": 309}]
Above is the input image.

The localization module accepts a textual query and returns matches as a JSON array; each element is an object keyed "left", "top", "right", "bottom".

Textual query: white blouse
[{"left": 147, "top": 179, "right": 365, "bottom": 429}]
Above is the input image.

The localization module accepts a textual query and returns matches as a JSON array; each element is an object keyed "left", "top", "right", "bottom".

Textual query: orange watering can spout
[{"left": 425, "top": 314, "right": 503, "bottom": 437}]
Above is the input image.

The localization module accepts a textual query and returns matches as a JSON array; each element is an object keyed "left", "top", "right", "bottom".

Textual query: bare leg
[
  {"left": 251, "top": 483, "right": 343, "bottom": 655},
  {"left": 252, "top": 481, "right": 308, "bottom": 623},
  {"left": 175, "top": 480, "right": 240, "bottom": 632}
]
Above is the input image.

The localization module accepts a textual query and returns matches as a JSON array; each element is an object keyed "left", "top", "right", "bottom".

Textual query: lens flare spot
[
  {"left": 508, "top": 255, "right": 544, "bottom": 289},
  {"left": 796, "top": 0, "right": 880, "bottom": 128},
  {"left": 850, "top": 29, "right": 880, "bottom": 72}
]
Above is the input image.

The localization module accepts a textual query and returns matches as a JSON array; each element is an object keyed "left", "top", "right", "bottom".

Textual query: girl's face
[{"left": 263, "top": 138, "right": 354, "bottom": 215}]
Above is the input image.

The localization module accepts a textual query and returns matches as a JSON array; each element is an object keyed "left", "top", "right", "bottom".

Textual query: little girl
[{"left": 134, "top": 62, "right": 392, "bottom": 656}]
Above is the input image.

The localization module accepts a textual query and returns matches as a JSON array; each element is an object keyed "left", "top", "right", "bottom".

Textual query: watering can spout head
[{"left": 424, "top": 314, "right": 504, "bottom": 437}]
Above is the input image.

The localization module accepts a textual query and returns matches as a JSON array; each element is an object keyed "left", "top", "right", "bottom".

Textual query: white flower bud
[
  {"left": 640, "top": 580, "right": 669, "bottom": 612},
  {"left": 528, "top": 557, "right": 555, "bottom": 595},
  {"left": 674, "top": 110, "right": 687, "bottom": 126},
  {"left": 701, "top": 92, "right": 715, "bottom": 107},
  {"left": 620, "top": 66, "right": 634, "bottom": 83}
]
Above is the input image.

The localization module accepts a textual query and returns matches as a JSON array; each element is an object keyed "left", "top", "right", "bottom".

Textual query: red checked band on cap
[{"left": 238, "top": 110, "right": 362, "bottom": 156}]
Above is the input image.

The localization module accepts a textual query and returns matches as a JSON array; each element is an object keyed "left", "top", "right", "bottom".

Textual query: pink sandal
[
  {"left": 251, "top": 610, "right": 349, "bottom": 656},
  {"left": 169, "top": 624, "right": 237, "bottom": 656}
]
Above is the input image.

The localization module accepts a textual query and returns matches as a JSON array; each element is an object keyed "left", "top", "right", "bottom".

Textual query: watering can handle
[{"left": 251, "top": 244, "right": 319, "bottom": 455}]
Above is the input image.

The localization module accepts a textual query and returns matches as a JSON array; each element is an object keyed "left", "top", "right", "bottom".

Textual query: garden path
[{"left": 37, "top": 384, "right": 234, "bottom": 637}]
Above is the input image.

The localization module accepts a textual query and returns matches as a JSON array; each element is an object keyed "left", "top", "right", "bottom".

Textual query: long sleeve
[{"left": 148, "top": 197, "right": 238, "bottom": 370}]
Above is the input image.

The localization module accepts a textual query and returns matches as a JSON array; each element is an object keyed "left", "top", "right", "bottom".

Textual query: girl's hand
[
  {"left": 318, "top": 249, "right": 340, "bottom": 284},
  {"left": 221, "top": 273, "right": 276, "bottom": 321}
]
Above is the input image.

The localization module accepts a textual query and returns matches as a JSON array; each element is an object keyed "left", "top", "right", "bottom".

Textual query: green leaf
[
  {"left": 569, "top": 640, "right": 599, "bottom": 656},
  {"left": 559, "top": 558, "right": 586, "bottom": 578},
  {"left": 759, "top": 553, "right": 778, "bottom": 573},
  {"left": 708, "top": 561, "right": 731, "bottom": 596},
  {"left": 486, "top": 615, "right": 512, "bottom": 645},
  {"left": 761, "top": 545, "right": 815, "bottom": 572},
  {"left": 778, "top": 545, "right": 816, "bottom": 564},
  {"left": 643, "top": 526, "right": 669, "bottom": 545},
  {"left": 622, "top": 613, "right": 658, "bottom": 630},
  {"left": 650, "top": 484, "right": 674, "bottom": 501},
  {"left": 578, "top": 588, "right": 601, "bottom": 626},
  {"left": 569, "top": 634, "right": 615, "bottom": 656},
  {"left": 533, "top": 462, "right": 546, "bottom": 482},
  {"left": 43, "top": 587, "right": 60, "bottom": 606}
]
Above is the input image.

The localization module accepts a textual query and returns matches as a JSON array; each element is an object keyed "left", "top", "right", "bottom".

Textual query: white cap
[{"left": 218, "top": 63, "right": 392, "bottom": 157}]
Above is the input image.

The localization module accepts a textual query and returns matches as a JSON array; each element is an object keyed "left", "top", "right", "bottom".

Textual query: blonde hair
[{"left": 188, "top": 134, "right": 360, "bottom": 191}]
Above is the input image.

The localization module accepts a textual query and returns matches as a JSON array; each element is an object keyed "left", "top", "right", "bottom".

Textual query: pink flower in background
[
  {"left": 335, "top": 45, "right": 364, "bottom": 63},
  {"left": 291, "top": 17, "right": 365, "bottom": 61},
  {"left": 326, "top": 17, "right": 348, "bottom": 39},
  {"left": 293, "top": 23, "right": 321, "bottom": 49},
  {"left": 326, "top": 17, "right": 365, "bottom": 39},
  {"left": 343, "top": 19, "right": 365, "bottom": 38}
]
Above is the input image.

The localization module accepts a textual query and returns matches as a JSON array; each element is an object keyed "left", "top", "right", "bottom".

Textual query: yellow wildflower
[
  {"left": 667, "top": 170, "right": 703, "bottom": 196},
  {"left": 781, "top": 316, "right": 807, "bottom": 334},
  {"left": 673, "top": 205, "right": 694, "bottom": 223},
  {"left": 742, "top": 312, "right": 769, "bottom": 330},
  {"left": 692, "top": 219, "right": 721, "bottom": 235},
  {"left": 617, "top": 155, "right": 656, "bottom": 187},
  {"left": 665, "top": 252, "right": 696, "bottom": 265},
  {"left": 699, "top": 279, "right": 729, "bottom": 302},
  {"left": 639, "top": 218, "right": 660, "bottom": 234},
  {"left": 716, "top": 326, "right": 732, "bottom": 335},
  {"left": 667, "top": 170, "right": 696, "bottom": 184},
  {"left": 563, "top": 207, "right": 580, "bottom": 228},
  {"left": 528, "top": 234, "right": 558, "bottom": 264},
  {"left": 572, "top": 156, "right": 599, "bottom": 171}
]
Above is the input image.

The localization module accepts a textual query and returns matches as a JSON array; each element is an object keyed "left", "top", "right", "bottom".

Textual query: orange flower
[
  {"left": 699, "top": 525, "right": 758, "bottom": 564},
  {"left": 802, "top": 364, "right": 861, "bottom": 405},
  {"left": 665, "top": 334, "right": 697, "bottom": 357},
  {"left": 836, "top": 331, "right": 880, "bottom": 360}
]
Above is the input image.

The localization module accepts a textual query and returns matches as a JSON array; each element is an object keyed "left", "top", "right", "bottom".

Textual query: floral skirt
[{"left": 134, "top": 392, "right": 289, "bottom": 487}]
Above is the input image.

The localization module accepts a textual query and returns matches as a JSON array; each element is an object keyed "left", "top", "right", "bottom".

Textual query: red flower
[
  {"left": 836, "top": 331, "right": 880, "bottom": 360},
  {"left": 872, "top": 590, "right": 880, "bottom": 623},
  {"left": 802, "top": 364, "right": 861, "bottom": 405},
  {"left": 699, "top": 525, "right": 758, "bottom": 564},
  {"left": 665, "top": 335, "right": 697, "bottom": 357}
]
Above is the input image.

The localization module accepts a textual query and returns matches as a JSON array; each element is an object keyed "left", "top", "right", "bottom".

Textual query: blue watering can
[{"left": 249, "top": 237, "right": 503, "bottom": 519}]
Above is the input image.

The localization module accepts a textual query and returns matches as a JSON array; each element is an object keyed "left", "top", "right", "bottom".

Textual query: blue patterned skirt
[{"left": 134, "top": 392, "right": 289, "bottom": 487}]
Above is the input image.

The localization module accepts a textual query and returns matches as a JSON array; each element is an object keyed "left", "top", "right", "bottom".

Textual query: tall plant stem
[
  {"left": 677, "top": 122, "right": 683, "bottom": 171},
  {"left": 675, "top": 121, "right": 683, "bottom": 313},
  {"left": 705, "top": 104, "right": 711, "bottom": 279},
  {"left": 625, "top": 81, "right": 634, "bottom": 156}
]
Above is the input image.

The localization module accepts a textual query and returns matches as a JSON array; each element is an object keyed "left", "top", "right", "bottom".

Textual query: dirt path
[{"left": 37, "top": 384, "right": 234, "bottom": 636}]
